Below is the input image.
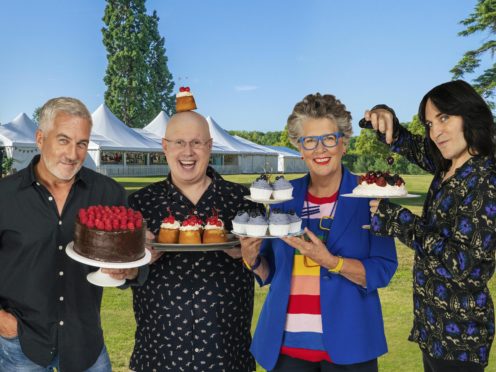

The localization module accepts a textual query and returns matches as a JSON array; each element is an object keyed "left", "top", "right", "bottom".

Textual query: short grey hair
[
  {"left": 38, "top": 97, "right": 92, "bottom": 133},
  {"left": 287, "top": 93, "right": 353, "bottom": 147}
]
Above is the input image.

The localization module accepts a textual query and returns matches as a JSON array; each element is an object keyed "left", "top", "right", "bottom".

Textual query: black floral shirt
[
  {"left": 128, "top": 167, "right": 257, "bottom": 371},
  {"left": 371, "top": 126, "right": 496, "bottom": 366}
]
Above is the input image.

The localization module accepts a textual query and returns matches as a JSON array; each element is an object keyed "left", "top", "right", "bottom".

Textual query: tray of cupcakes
[
  {"left": 150, "top": 210, "right": 240, "bottom": 251},
  {"left": 231, "top": 208, "right": 303, "bottom": 239},
  {"left": 244, "top": 175, "right": 294, "bottom": 204}
]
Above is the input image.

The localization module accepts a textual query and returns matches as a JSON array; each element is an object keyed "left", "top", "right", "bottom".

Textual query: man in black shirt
[
  {"left": 0, "top": 97, "right": 140, "bottom": 371},
  {"left": 128, "top": 111, "right": 257, "bottom": 371}
]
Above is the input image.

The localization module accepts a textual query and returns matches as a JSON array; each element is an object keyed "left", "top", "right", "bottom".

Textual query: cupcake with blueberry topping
[
  {"left": 268, "top": 209, "right": 290, "bottom": 236},
  {"left": 272, "top": 175, "right": 293, "bottom": 200},
  {"left": 245, "top": 210, "right": 268, "bottom": 237},
  {"left": 250, "top": 174, "right": 273, "bottom": 200}
]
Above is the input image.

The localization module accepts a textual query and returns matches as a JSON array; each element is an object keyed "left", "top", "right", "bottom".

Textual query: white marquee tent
[
  {"left": 206, "top": 116, "right": 278, "bottom": 174},
  {"left": 234, "top": 135, "right": 307, "bottom": 173},
  {"left": 0, "top": 113, "right": 39, "bottom": 171}
]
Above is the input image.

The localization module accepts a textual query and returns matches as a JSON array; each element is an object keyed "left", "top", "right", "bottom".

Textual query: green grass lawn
[{"left": 102, "top": 174, "right": 496, "bottom": 371}]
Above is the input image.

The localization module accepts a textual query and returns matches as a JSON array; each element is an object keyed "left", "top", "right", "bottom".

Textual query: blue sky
[{"left": 0, "top": 0, "right": 485, "bottom": 134}]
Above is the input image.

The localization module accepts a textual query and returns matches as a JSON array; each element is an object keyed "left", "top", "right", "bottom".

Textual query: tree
[
  {"left": 102, "top": 0, "right": 174, "bottom": 127},
  {"left": 32, "top": 107, "right": 41, "bottom": 125},
  {"left": 451, "top": 0, "right": 496, "bottom": 104}
]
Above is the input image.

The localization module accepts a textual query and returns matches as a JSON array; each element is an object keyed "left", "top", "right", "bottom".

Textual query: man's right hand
[
  {"left": 364, "top": 108, "right": 396, "bottom": 144},
  {"left": 146, "top": 230, "right": 164, "bottom": 264},
  {"left": 0, "top": 310, "right": 18, "bottom": 338}
]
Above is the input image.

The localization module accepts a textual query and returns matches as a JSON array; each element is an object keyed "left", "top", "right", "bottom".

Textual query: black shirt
[
  {"left": 0, "top": 155, "right": 126, "bottom": 371},
  {"left": 128, "top": 167, "right": 257, "bottom": 371}
]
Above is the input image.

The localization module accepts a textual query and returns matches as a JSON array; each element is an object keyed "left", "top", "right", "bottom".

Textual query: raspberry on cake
[
  {"left": 176, "top": 86, "right": 197, "bottom": 112},
  {"left": 179, "top": 214, "right": 203, "bottom": 244},
  {"left": 158, "top": 209, "right": 180, "bottom": 243},
  {"left": 353, "top": 171, "right": 407, "bottom": 197},
  {"left": 203, "top": 210, "right": 228, "bottom": 243},
  {"left": 73, "top": 205, "right": 146, "bottom": 263}
]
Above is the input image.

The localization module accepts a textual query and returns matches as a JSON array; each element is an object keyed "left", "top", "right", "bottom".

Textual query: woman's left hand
[
  {"left": 369, "top": 199, "right": 380, "bottom": 215},
  {"left": 282, "top": 227, "right": 333, "bottom": 267}
]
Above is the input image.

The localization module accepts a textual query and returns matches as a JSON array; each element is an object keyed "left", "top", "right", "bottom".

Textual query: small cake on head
[
  {"left": 272, "top": 175, "right": 293, "bottom": 200},
  {"left": 73, "top": 205, "right": 146, "bottom": 263},
  {"left": 245, "top": 210, "right": 268, "bottom": 237},
  {"left": 203, "top": 209, "right": 228, "bottom": 243},
  {"left": 176, "top": 86, "right": 197, "bottom": 112},
  {"left": 158, "top": 209, "right": 180, "bottom": 243},
  {"left": 232, "top": 210, "right": 249, "bottom": 234},
  {"left": 179, "top": 214, "right": 203, "bottom": 244},
  {"left": 353, "top": 171, "right": 407, "bottom": 197},
  {"left": 250, "top": 174, "right": 273, "bottom": 200},
  {"left": 268, "top": 209, "right": 290, "bottom": 237},
  {"left": 287, "top": 209, "right": 302, "bottom": 234}
]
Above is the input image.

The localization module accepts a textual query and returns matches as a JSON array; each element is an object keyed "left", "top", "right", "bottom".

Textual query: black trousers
[
  {"left": 271, "top": 354, "right": 378, "bottom": 372},
  {"left": 422, "top": 352, "right": 484, "bottom": 372}
]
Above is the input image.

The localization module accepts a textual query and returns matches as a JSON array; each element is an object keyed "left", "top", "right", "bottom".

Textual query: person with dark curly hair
[
  {"left": 367, "top": 80, "right": 496, "bottom": 372},
  {"left": 240, "top": 93, "right": 398, "bottom": 371}
]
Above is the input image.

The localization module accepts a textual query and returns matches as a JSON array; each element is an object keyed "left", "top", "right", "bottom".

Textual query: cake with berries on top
[
  {"left": 353, "top": 171, "right": 407, "bottom": 197},
  {"left": 176, "top": 86, "right": 197, "bottom": 112},
  {"left": 73, "top": 205, "right": 146, "bottom": 263},
  {"left": 158, "top": 209, "right": 180, "bottom": 243},
  {"left": 179, "top": 215, "right": 203, "bottom": 244},
  {"left": 203, "top": 210, "right": 228, "bottom": 243}
]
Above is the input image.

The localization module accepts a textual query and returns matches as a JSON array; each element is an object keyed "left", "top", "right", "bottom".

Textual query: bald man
[{"left": 128, "top": 111, "right": 258, "bottom": 371}]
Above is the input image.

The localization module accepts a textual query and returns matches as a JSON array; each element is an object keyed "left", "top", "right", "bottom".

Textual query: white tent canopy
[
  {"left": 143, "top": 111, "right": 169, "bottom": 138},
  {"left": 91, "top": 104, "right": 162, "bottom": 152},
  {"left": 0, "top": 113, "right": 39, "bottom": 171},
  {"left": 206, "top": 116, "right": 278, "bottom": 173}
]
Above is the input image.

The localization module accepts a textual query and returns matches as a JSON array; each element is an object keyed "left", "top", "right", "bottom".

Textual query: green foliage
[
  {"left": 2, "top": 156, "right": 14, "bottom": 174},
  {"left": 102, "top": 0, "right": 174, "bottom": 127},
  {"left": 451, "top": 0, "right": 496, "bottom": 105},
  {"left": 351, "top": 129, "right": 389, "bottom": 158},
  {"left": 32, "top": 106, "right": 41, "bottom": 125}
]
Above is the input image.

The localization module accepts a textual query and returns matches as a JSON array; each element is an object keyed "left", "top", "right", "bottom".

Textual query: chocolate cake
[{"left": 73, "top": 205, "right": 146, "bottom": 263}]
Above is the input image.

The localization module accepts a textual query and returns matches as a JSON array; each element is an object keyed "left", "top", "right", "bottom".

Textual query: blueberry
[{"left": 387, "top": 156, "right": 394, "bottom": 165}]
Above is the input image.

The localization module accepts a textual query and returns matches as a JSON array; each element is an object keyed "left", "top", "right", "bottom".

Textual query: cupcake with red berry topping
[
  {"left": 158, "top": 209, "right": 180, "bottom": 243},
  {"left": 203, "top": 209, "right": 228, "bottom": 243},
  {"left": 179, "top": 214, "right": 203, "bottom": 244},
  {"left": 176, "top": 86, "right": 197, "bottom": 112}
]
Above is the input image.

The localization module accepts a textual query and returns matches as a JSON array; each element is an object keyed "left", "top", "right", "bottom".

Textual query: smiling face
[
  {"left": 425, "top": 99, "right": 471, "bottom": 169},
  {"left": 35, "top": 112, "right": 90, "bottom": 182},
  {"left": 162, "top": 112, "right": 212, "bottom": 187},
  {"left": 297, "top": 117, "right": 345, "bottom": 179}
]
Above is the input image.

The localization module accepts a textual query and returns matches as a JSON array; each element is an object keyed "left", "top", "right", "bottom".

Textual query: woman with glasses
[
  {"left": 367, "top": 80, "right": 496, "bottom": 372},
  {"left": 240, "top": 93, "right": 398, "bottom": 371}
]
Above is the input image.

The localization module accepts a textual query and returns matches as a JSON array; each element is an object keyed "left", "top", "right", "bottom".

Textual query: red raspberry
[
  {"left": 135, "top": 219, "right": 143, "bottom": 228},
  {"left": 87, "top": 220, "right": 95, "bottom": 229},
  {"left": 376, "top": 177, "right": 387, "bottom": 187},
  {"left": 127, "top": 222, "right": 135, "bottom": 230}
]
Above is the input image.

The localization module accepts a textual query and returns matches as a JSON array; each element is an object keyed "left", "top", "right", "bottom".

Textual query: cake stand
[{"left": 66, "top": 242, "right": 151, "bottom": 287}]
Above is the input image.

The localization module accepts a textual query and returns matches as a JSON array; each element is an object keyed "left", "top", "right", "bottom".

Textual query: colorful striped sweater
[{"left": 280, "top": 191, "right": 338, "bottom": 362}]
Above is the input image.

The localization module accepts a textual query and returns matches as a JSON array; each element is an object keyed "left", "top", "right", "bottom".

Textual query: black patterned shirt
[
  {"left": 128, "top": 167, "right": 257, "bottom": 371},
  {"left": 371, "top": 126, "right": 496, "bottom": 366}
]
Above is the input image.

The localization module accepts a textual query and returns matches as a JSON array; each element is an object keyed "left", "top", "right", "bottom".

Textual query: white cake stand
[{"left": 66, "top": 242, "right": 151, "bottom": 287}]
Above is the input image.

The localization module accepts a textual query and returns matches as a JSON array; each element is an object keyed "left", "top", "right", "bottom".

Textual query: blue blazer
[{"left": 251, "top": 167, "right": 398, "bottom": 369}]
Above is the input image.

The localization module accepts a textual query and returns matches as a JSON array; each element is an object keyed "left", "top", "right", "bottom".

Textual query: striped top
[{"left": 280, "top": 191, "right": 338, "bottom": 362}]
